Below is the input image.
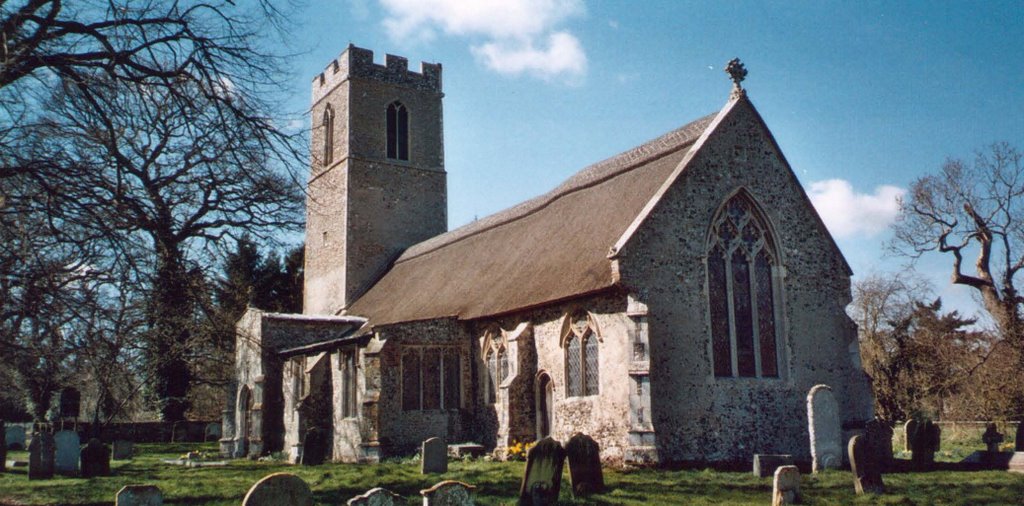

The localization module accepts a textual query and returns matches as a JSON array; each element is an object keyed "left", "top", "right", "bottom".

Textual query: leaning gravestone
[
  {"left": 864, "top": 417, "right": 894, "bottom": 471},
  {"left": 982, "top": 423, "right": 1004, "bottom": 453},
  {"left": 115, "top": 485, "right": 163, "bottom": 506},
  {"left": 204, "top": 423, "right": 222, "bottom": 442},
  {"left": 242, "top": 472, "right": 313, "bottom": 506},
  {"left": 518, "top": 437, "right": 566, "bottom": 506},
  {"left": 81, "top": 438, "right": 111, "bottom": 478},
  {"left": 112, "top": 440, "right": 134, "bottom": 460},
  {"left": 7, "top": 425, "right": 26, "bottom": 450},
  {"left": 421, "top": 480, "right": 476, "bottom": 506},
  {"left": 54, "top": 430, "right": 81, "bottom": 475},
  {"left": 807, "top": 384, "right": 842, "bottom": 472},
  {"left": 28, "top": 432, "right": 55, "bottom": 480},
  {"left": 908, "top": 418, "right": 941, "bottom": 469},
  {"left": 903, "top": 419, "right": 918, "bottom": 452},
  {"left": 848, "top": 435, "right": 884, "bottom": 495},
  {"left": 771, "top": 465, "right": 801, "bottom": 506},
  {"left": 753, "top": 454, "right": 794, "bottom": 478},
  {"left": 300, "top": 427, "right": 326, "bottom": 466},
  {"left": 347, "top": 487, "right": 408, "bottom": 506},
  {"left": 422, "top": 437, "right": 448, "bottom": 474},
  {"left": 565, "top": 433, "right": 604, "bottom": 496}
]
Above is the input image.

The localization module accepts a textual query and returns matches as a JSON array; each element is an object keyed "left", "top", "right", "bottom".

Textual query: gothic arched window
[
  {"left": 386, "top": 101, "right": 409, "bottom": 161},
  {"left": 564, "top": 313, "right": 599, "bottom": 397},
  {"left": 707, "top": 191, "right": 780, "bottom": 378},
  {"left": 322, "top": 105, "right": 334, "bottom": 166}
]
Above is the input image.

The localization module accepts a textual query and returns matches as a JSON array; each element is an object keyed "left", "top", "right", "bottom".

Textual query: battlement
[{"left": 312, "top": 44, "right": 442, "bottom": 104}]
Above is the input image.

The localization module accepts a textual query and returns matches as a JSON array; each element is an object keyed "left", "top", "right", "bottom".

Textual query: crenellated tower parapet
[{"left": 312, "top": 45, "right": 442, "bottom": 105}]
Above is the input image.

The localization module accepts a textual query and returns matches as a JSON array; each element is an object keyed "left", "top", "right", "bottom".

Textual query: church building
[{"left": 224, "top": 45, "right": 874, "bottom": 465}]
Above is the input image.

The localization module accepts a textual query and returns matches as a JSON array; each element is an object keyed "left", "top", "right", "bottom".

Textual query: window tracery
[
  {"left": 562, "top": 311, "right": 600, "bottom": 396},
  {"left": 386, "top": 101, "right": 409, "bottom": 161}
]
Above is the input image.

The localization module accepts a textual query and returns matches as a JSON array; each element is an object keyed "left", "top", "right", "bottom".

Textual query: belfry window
[
  {"left": 707, "top": 191, "right": 780, "bottom": 378},
  {"left": 322, "top": 105, "right": 334, "bottom": 166},
  {"left": 564, "top": 313, "right": 599, "bottom": 397},
  {"left": 386, "top": 101, "right": 409, "bottom": 161}
]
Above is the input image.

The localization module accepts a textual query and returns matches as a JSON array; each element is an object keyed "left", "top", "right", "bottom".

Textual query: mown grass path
[{"left": 1, "top": 443, "right": 1022, "bottom": 505}]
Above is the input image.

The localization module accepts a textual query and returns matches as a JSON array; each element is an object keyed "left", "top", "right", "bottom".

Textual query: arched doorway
[
  {"left": 237, "top": 385, "right": 252, "bottom": 457},
  {"left": 536, "top": 372, "right": 553, "bottom": 439}
]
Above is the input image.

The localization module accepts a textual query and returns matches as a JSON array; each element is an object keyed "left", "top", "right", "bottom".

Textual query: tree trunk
[{"left": 149, "top": 242, "right": 193, "bottom": 422}]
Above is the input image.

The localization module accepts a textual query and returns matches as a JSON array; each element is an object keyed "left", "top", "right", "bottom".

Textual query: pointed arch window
[
  {"left": 386, "top": 101, "right": 409, "bottom": 161},
  {"left": 322, "top": 105, "right": 334, "bottom": 166},
  {"left": 483, "top": 337, "right": 508, "bottom": 404},
  {"left": 563, "top": 312, "right": 599, "bottom": 397},
  {"left": 707, "top": 191, "right": 780, "bottom": 378}
]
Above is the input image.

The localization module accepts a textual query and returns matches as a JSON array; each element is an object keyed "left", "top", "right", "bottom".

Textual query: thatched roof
[{"left": 345, "top": 112, "right": 718, "bottom": 326}]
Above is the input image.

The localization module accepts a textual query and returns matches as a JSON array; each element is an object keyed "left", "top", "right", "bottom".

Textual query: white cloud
[
  {"left": 379, "top": 0, "right": 587, "bottom": 83},
  {"left": 807, "top": 179, "right": 905, "bottom": 238}
]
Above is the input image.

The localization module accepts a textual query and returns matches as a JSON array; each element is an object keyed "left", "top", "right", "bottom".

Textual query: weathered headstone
[
  {"left": 112, "top": 440, "right": 134, "bottom": 460},
  {"left": 115, "top": 485, "right": 163, "bottom": 506},
  {"left": 565, "top": 433, "right": 604, "bottom": 496},
  {"left": 908, "top": 418, "right": 940, "bottom": 469},
  {"left": 421, "top": 437, "right": 448, "bottom": 474},
  {"left": 28, "top": 431, "right": 55, "bottom": 480},
  {"left": 241, "top": 472, "right": 313, "bottom": 506},
  {"left": 518, "top": 437, "right": 566, "bottom": 506},
  {"left": 421, "top": 480, "right": 475, "bottom": 506},
  {"left": 848, "top": 435, "right": 884, "bottom": 495},
  {"left": 771, "top": 465, "right": 801, "bottom": 506},
  {"left": 903, "top": 419, "right": 918, "bottom": 452},
  {"left": 982, "top": 423, "right": 1004, "bottom": 453},
  {"left": 1016, "top": 422, "right": 1024, "bottom": 452},
  {"left": 81, "top": 438, "right": 111, "bottom": 478},
  {"left": 299, "top": 427, "right": 326, "bottom": 466},
  {"left": 54, "top": 429, "right": 81, "bottom": 475},
  {"left": 6, "top": 425, "right": 26, "bottom": 450},
  {"left": 807, "top": 384, "right": 842, "bottom": 472},
  {"left": 753, "top": 454, "right": 794, "bottom": 478},
  {"left": 347, "top": 487, "right": 408, "bottom": 506},
  {"left": 204, "top": 423, "right": 222, "bottom": 441},
  {"left": 864, "top": 417, "right": 894, "bottom": 470}
]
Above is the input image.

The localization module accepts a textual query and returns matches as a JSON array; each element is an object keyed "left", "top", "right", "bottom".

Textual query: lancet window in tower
[
  {"left": 386, "top": 101, "right": 409, "bottom": 161},
  {"left": 707, "top": 191, "right": 781, "bottom": 378},
  {"left": 322, "top": 105, "right": 334, "bottom": 166}
]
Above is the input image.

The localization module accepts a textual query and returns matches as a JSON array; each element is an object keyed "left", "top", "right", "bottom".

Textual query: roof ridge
[{"left": 398, "top": 112, "right": 717, "bottom": 263}]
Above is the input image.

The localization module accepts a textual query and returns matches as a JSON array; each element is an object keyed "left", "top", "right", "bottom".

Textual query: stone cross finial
[{"left": 725, "top": 58, "right": 747, "bottom": 98}]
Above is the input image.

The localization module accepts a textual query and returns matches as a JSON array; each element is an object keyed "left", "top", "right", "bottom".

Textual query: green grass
[{"left": 2, "top": 443, "right": 1023, "bottom": 505}]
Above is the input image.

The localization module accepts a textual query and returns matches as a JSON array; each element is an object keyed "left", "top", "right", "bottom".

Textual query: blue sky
[{"left": 277, "top": 1, "right": 1023, "bottom": 318}]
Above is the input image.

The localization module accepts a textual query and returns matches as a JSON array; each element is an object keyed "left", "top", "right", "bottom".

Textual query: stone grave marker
[
  {"left": 518, "top": 436, "right": 566, "bottom": 506},
  {"left": 28, "top": 432, "right": 55, "bottom": 480},
  {"left": 807, "top": 384, "right": 842, "bottom": 472},
  {"left": 54, "top": 429, "right": 81, "bottom": 475},
  {"left": 903, "top": 419, "right": 918, "bottom": 452},
  {"left": 771, "top": 465, "right": 801, "bottom": 506},
  {"left": 753, "top": 454, "right": 794, "bottom": 478},
  {"left": 908, "top": 418, "right": 940, "bottom": 469},
  {"left": 864, "top": 417, "right": 894, "bottom": 470},
  {"left": 113, "top": 440, "right": 134, "bottom": 460},
  {"left": 1, "top": 420, "right": 6, "bottom": 473},
  {"left": 6, "top": 425, "right": 26, "bottom": 450},
  {"left": 300, "top": 427, "right": 326, "bottom": 466},
  {"left": 1016, "top": 422, "right": 1024, "bottom": 452},
  {"left": 205, "top": 422, "right": 222, "bottom": 441},
  {"left": 982, "top": 423, "right": 1004, "bottom": 453},
  {"left": 241, "top": 472, "right": 313, "bottom": 506},
  {"left": 421, "top": 437, "right": 448, "bottom": 474},
  {"left": 347, "top": 487, "right": 408, "bottom": 506},
  {"left": 81, "top": 438, "right": 111, "bottom": 478},
  {"left": 421, "top": 480, "right": 475, "bottom": 506},
  {"left": 565, "top": 433, "right": 604, "bottom": 496},
  {"left": 1009, "top": 452, "right": 1024, "bottom": 473},
  {"left": 115, "top": 485, "right": 163, "bottom": 506},
  {"left": 848, "top": 435, "right": 884, "bottom": 495}
]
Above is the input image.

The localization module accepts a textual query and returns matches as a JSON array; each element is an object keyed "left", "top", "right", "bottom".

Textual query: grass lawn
[{"left": 1, "top": 443, "right": 1022, "bottom": 505}]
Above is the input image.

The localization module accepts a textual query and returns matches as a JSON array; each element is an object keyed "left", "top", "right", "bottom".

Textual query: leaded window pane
[
  {"left": 422, "top": 348, "right": 442, "bottom": 410},
  {"left": 443, "top": 349, "right": 460, "bottom": 410},
  {"left": 402, "top": 349, "right": 420, "bottom": 411},
  {"left": 487, "top": 351, "right": 497, "bottom": 404},
  {"left": 566, "top": 335, "right": 582, "bottom": 397},
  {"left": 584, "top": 334, "right": 599, "bottom": 396},
  {"left": 756, "top": 251, "right": 778, "bottom": 377},
  {"left": 732, "top": 250, "right": 756, "bottom": 377},
  {"left": 498, "top": 348, "right": 509, "bottom": 384},
  {"left": 708, "top": 246, "right": 732, "bottom": 377}
]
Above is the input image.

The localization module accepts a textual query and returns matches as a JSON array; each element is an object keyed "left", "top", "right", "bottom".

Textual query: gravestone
[
  {"left": 848, "top": 435, "right": 884, "bottom": 495},
  {"left": 28, "top": 432, "right": 55, "bottom": 480},
  {"left": 0, "top": 420, "right": 6, "bottom": 473},
  {"left": 864, "top": 417, "right": 894, "bottom": 470},
  {"left": 421, "top": 480, "right": 475, "bottom": 506},
  {"left": 982, "top": 423, "right": 1004, "bottom": 453},
  {"left": 113, "top": 440, "right": 134, "bottom": 460},
  {"left": 518, "top": 437, "right": 566, "bottom": 506},
  {"left": 115, "top": 485, "right": 163, "bottom": 506},
  {"left": 807, "top": 384, "right": 842, "bottom": 472},
  {"left": 347, "top": 487, "right": 408, "bottom": 506},
  {"left": 903, "top": 419, "right": 918, "bottom": 452},
  {"left": 753, "top": 454, "right": 794, "bottom": 478},
  {"left": 204, "top": 423, "right": 222, "bottom": 441},
  {"left": 54, "top": 430, "right": 81, "bottom": 474},
  {"left": 771, "top": 465, "right": 801, "bottom": 506},
  {"left": 422, "top": 437, "right": 448, "bottom": 474},
  {"left": 908, "top": 418, "right": 941, "bottom": 469},
  {"left": 300, "top": 427, "right": 326, "bottom": 466},
  {"left": 241, "top": 472, "right": 313, "bottom": 506},
  {"left": 81, "top": 438, "right": 111, "bottom": 477},
  {"left": 565, "top": 433, "right": 604, "bottom": 496},
  {"left": 6, "top": 425, "right": 26, "bottom": 450},
  {"left": 1016, "top": 422, "right": 1024, "bottom": 452}
]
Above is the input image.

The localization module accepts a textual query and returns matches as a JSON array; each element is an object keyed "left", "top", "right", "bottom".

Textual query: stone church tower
[{"left": 304, "top": 46, "right": 447, "bottom": 315}]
